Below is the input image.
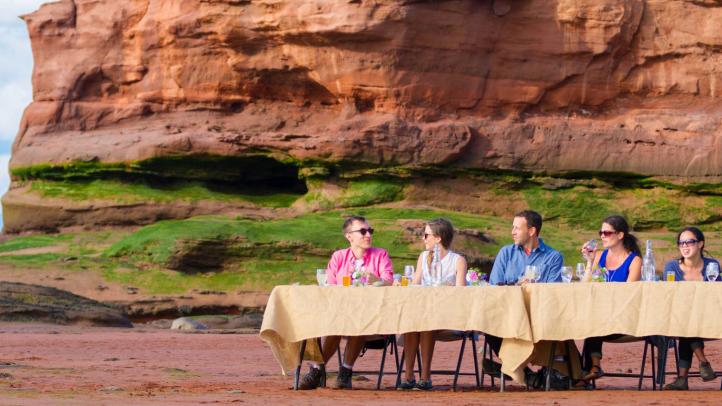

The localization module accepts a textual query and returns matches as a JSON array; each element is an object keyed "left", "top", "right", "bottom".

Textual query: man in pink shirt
[{"left": 299, "top": 215, "right": 394, "bottom": 390}]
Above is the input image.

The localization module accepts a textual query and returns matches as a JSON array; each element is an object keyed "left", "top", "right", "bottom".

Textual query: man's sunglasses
[
  {"left": 598, "top": 230, "right": 617, "bottom": 237},
  {"left": 348, "top": 228, "right": 374, "bottom": 236},
  {"left": 678, "top": 239, "right": 699, "bottom": 247}
]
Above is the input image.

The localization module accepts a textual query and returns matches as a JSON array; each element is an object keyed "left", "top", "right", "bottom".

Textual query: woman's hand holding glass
[{"left": 581, "top": 239, "right": 598, "bottom": 263}]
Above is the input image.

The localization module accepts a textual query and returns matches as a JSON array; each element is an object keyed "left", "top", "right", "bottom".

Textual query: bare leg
[
  {"left": 343, "top": 336, "right": 367, "bottom": 367},
  {"left": 321, "top": 336, "right": 342, "bottom": 364},
  {"left": 419, "top": 331, "right": 436, "bottom": 381},
  {"left": 404, "top": 332, "right": 420, "bottom": 381}
]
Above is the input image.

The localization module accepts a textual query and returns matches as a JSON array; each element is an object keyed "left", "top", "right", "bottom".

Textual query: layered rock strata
[{"left": 11, "top": 0, "right": 722, "bottom": 179}]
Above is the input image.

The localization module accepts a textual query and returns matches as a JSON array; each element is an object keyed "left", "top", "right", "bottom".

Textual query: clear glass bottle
[
  {"left": 643, "top": 240, "right": 656, "bottom": 281},
  {"left": 431, "top": 243, "right": 443, "bottom": 286}
]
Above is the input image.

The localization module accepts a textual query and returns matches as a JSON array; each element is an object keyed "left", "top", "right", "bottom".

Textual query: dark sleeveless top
[{"left": 599, "top": 249, "right": 636, "bottom": 282}]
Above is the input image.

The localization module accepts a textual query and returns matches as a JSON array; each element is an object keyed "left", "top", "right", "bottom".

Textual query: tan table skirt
[
  {"left": 260, "top": 285, "right": 533, "bottom": 382},
  {"left": 260, "top": 282, "right": 722, "bottom": 385}
]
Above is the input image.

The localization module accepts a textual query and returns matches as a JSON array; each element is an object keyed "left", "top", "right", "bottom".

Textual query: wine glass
[
  {"left": 316, "top": 269, "right": 327, "bottom": 286},
  {"left": 705, "top": 263, "right": 720, "bottom": 282},
  {"left": 524, "top": 265, "right": 539, "bottom": 283},
  {"left": 561, "top": 266, "right": 573, "bottom": 283}
]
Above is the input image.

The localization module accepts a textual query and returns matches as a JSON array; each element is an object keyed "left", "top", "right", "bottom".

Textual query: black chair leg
[
  {"left": 377, "top": 337, "right": 390, "bottom": 390},
  {"left": 471, "top": 333, "right": 481, "bottom": 388},
  {"left": 392, "top": 337, "right": 401, "bottom": 381},
  {"left": 294, "top": 339, "right": 308, "bottom": 390},
  {"left": 396, "top": 349, "right": 405, "bottom": 388},
  {"left": 545, "top": 341, "right": 556, "bottom": 391},
  {"left": 563, "top": 340, "right": 575, "bottom": 389},
  {"left": 452, "top": 334, "right": 468, "bottom": 391},
  {"left": 651, "top": 340, "right": 657, "bottom": 390},
  {"left": 638, "top": 338, "right": 649, "bottom": 390},
  {"left": 481, "top": 339, "right": 488, "bottom": 387}
]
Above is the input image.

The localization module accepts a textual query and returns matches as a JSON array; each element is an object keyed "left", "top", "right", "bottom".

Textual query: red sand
[{"left": 1, "top": 323, "right": 722, "bottom": 405}]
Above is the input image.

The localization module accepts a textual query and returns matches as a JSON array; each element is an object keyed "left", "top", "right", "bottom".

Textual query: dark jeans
[
  {"left": 582, "top": 334, "right": 625, "bottom": 370},
  {"left": 678, "top": 337, "right": 704, "bottom": 369},
  {"left": 485, "top": 333, "right": 503, "bottom": 357}
]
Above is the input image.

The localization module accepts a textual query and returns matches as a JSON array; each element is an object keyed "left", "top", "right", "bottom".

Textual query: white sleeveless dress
[{"left": 421, "top": 250, "right": 461, "bottom": 286}]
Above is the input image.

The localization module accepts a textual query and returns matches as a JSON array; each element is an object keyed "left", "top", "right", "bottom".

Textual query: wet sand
[{"left": 1, "top": 323, "right": 722, "bottom": 405}]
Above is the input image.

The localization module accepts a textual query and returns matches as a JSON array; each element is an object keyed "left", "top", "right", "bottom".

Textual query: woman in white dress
[{"left": 398, "top": 218, "right": 467, "bottom": 390}]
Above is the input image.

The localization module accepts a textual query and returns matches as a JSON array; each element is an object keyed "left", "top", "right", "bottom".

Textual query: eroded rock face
[
  {"left": 0, "top": 281, "right": 132, "bottom": 327},
  {"left": 11, "top": 0, "right": 722, "bottom": 178}
]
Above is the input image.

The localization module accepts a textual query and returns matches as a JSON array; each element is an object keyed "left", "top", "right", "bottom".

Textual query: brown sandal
[{"left": 583, "top": 366, "right": 605, "bottom": 380}]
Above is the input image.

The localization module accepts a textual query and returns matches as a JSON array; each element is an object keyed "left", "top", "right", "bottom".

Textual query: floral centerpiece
[
  {"left": 466, "top": 267, "right": 488, "bottom": 286},
  {"left": 591, "top": 267, "right": 608, "bottom": 283},
  {"left": 351, "top": 268, "right": 368, "bottom": 286}
]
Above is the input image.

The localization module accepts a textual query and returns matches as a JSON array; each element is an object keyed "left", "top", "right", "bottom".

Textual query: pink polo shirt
[{"left": 326, "top": 247, "right": 394, "bottom": 285}]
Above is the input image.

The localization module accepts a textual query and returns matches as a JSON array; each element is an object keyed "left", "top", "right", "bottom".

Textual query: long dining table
[{"left": 260, "top": 282, "right": 722, "bottom": 387}]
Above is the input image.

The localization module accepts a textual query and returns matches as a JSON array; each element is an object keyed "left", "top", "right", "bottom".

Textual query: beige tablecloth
[
  {"left": 261, "top": 282, "right": 722, "bottom": 385},
  {"left": 260, "top": 285, "right": 533, "bottom": 382},
  {"left": 525, "top": 282, "right": 722, "bottom": 340}
]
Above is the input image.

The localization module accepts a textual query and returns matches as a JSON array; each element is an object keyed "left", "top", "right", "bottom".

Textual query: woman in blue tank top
[{"left": 579, "top": 215, "right": 642, "bottom": 381}]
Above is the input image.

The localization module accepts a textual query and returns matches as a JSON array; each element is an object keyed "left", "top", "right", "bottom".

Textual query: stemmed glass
[
  {"left": 705, "top": 263, "right": 720, "bottom": 282},
  {"left": 523, "top": 265, "right": 539, "bottom": 283},
  {"left": 561, "top": 266, "right": 573, "bottom": 283}
]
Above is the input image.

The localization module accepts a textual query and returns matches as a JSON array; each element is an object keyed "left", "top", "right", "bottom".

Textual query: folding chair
[
  {"left": 347, "top": 335, "right": 401, "bottom": 389},
  {"left": 581, "top": 335, "right": 658, "bottom": 390},
  {"left": 661, "top": 338, "right": 722, "bottom": 390},
  {"left": 293, "top": 335, "right": 399, "bottom": 390},
  {"left": 395, "top": 330, "right": 480, "bottom": 391}
]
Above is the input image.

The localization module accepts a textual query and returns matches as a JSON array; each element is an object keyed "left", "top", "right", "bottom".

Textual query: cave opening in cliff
[{"left": 134, "top": 155, "right": 308, "bottom": 196}]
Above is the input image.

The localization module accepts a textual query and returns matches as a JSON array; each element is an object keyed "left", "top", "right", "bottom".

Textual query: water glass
[
  {"left": 402, "top": 265, "right": 414, "bottom": 286},
  {"left": 582, "top": 239, "right": 597, "bottom": 260},
  {"left": 576, "top": 263, "right": 586, "bottom": 282},
  {"left": 561, "top": 266, "right": 573, "bottom": 283},
  {"left": 706, "top": 262, "right": 720, "bottom": 282},
  {"left": 316, "top": 269, "right": 327, "bottom": 286},
  {"left": 393, "top": 274, "right": 401, "bottom": 285}
]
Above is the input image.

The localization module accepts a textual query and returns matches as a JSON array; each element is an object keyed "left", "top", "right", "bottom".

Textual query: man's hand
[{"left": 365, "top": 272, "right": 389, "bottom": 286}]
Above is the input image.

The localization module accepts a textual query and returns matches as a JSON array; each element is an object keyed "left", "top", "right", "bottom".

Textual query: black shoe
[
  {"left": 298, "top": 366, "right": 322, "bottom": 390},
  {"left": 397, "top": 379, "right": 416, "bottom": 390},
  {"left": 700, "top": 362, "right": 716, "bottom": 382},
  {"left": 334, "top": 366, "right": 352, "bottom": 389},
  {"left": 413, "top": 380, "right": 433, "bottom": 390},
  {"left": 665, "top": 376, "right": 689, "bottom": 390},
  {"left": 482, "top": 358, "right": 502, "bottom": 377}
]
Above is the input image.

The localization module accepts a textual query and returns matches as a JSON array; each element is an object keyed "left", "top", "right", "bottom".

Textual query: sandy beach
[{"left": 1, "top": 323, "right": 722, "bottom": 405}]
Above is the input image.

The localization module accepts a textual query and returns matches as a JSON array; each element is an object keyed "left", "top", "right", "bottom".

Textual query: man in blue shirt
[{"left": 484, "top": 210, "right": 564, "bottom": 378}]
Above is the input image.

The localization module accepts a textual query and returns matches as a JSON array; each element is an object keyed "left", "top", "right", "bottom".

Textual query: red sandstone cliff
[{"left": 11, "top": 0, "right": 722, "bottom": 179}]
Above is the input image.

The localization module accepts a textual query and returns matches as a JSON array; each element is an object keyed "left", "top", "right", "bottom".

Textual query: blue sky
[{"left": 0, "top": 0, "right": 49, "bottom": 230}]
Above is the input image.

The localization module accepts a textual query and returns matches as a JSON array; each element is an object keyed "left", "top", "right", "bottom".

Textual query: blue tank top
[{"left": 599, "top": 250, "right": 636, "bottom": 282}]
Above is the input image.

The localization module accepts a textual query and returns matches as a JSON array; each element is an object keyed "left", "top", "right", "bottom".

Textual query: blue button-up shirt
[{"left": 489, "top": 238, "right": 564, "bottom": 285}]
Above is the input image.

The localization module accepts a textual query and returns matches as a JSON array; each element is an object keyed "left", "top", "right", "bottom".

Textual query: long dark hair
[
  {"left": 677, "top": 226, "right": 706, "bottom": 265},
  {"left": 426, "top": 218, "right": 455, "bottom": 270},
  {"left": 603, "top": 215, "right": 641, "bottom": 257}
]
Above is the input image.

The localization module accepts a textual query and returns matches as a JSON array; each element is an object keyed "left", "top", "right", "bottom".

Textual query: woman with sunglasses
[
  {"left": 663, "top": 227, "right": 720, "bottom": 390},
  {"left": 579, "top": 215, "right": 642, "bottom": 381},
  {"left": 398, "top": 218, "right": 467, "bottom": 390}
]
